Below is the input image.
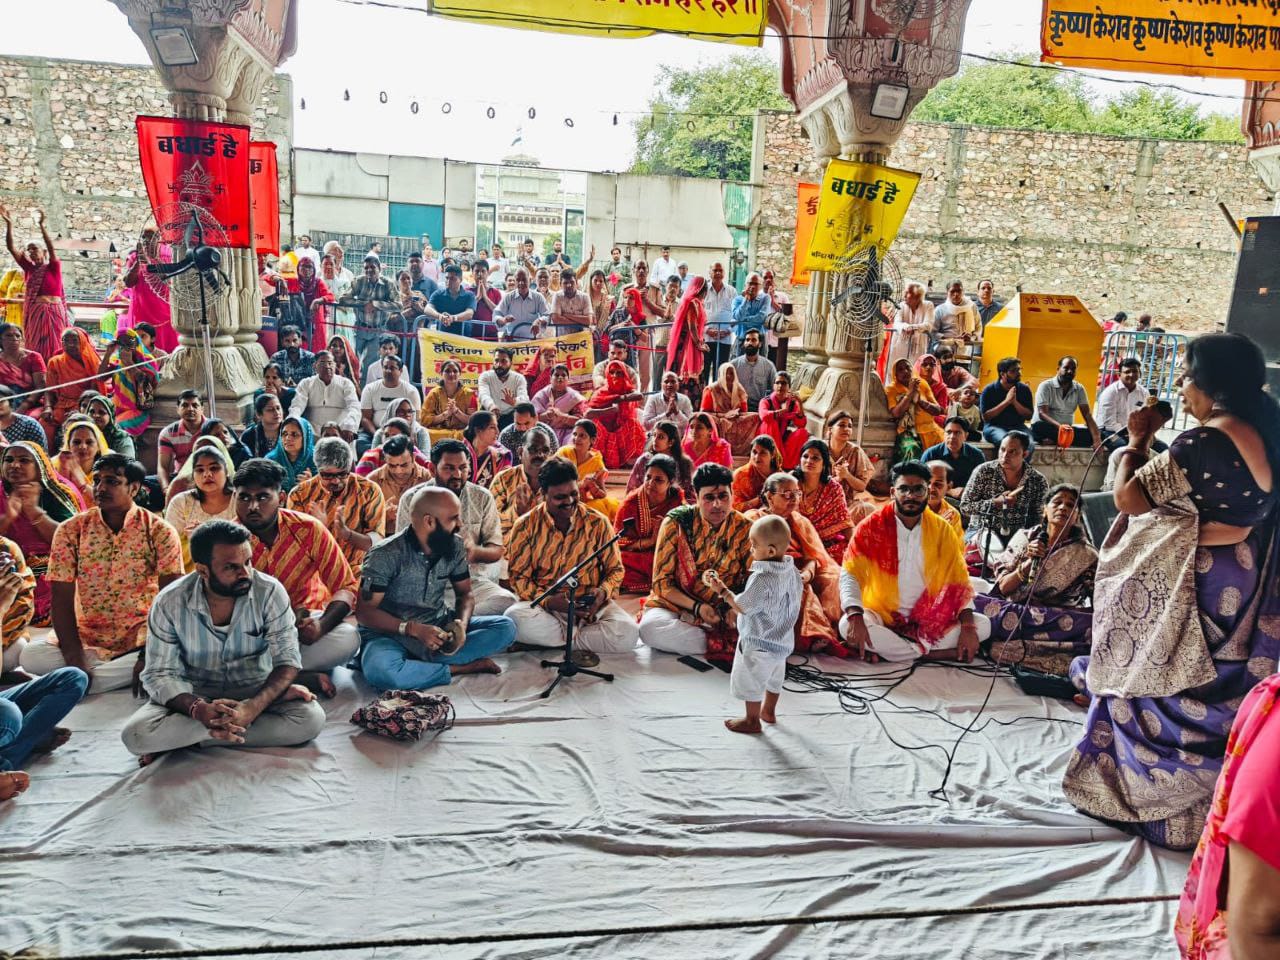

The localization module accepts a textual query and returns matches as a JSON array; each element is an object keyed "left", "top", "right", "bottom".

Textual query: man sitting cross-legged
[
  {"left": 234, "top": 458, "right": 360, "bottom": 698},
  {"left": 1, "top": 542, "right": 86, "bottom": 803},
  {"left": 286, "top": 436, "right": 386, "bottom": 572},
  {"left": 121, "top": 520, "right": 324, "bottom": 764},
  {"left": 395, "top": 438, "right": 516, "bottom": 616},
  {"left": 489, "top": 426, "right": 554, "bottom": 541},
  {"left": 21, "top": 454, "right": 184, "bottom": 692},
  {"left": 638, "top": 462, "right": 752, "bottom": 657},
  {"left": 357, "top": 487, "right": 516, "bottom": 691},
  {"left": 504, "top": 456, "right": 639, "bottom": 654},
  {"left": 839, "top": 460, "right": 991, "bottom": 663}
]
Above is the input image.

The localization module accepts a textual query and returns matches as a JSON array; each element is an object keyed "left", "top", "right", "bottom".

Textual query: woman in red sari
[
  {"left": 0, "top": 323, "right": 47, "bottom": 420},
  {"left": 289, "top": 258, "right": 334, "bottom": 348},
  {"left": 615, "top": 452, "right": 683, "bottom": 593},
  {"left": 522, "top": 346, "right": 557, "bottom": 396},
  {"left": 794, "top": 438, "right": 854, "bottom": 564},
  {"left": 666, "top": 275, "right": 708, "bottom": 391},
  {"left": 44, "top": 326, "right": 101, "bottom": 443},
  {"left": 585, "top": 359, "right": 646, "bottom": 468},
  {"left": 1, "top": 206, "right": 69, "bottom": 361},
  {"left": 758, "top": 370, "right": 810, "bottom": 469},
  {"left": 327, "top": 335, "right": 361, "bottom": 389},
  {"left": 683, "top": 412, "right": 732, "bottom": 471},
  {"left": 914, "top": 353, "right": 949, "bottom": 427},
  {"left": 732, "top": 435, "right": 780, "bottom": 512}
]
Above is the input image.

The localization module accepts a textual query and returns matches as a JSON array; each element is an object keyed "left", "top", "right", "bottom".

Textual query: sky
[{"left": 3, "top": 0, "right": 1247, "bottom": 173}]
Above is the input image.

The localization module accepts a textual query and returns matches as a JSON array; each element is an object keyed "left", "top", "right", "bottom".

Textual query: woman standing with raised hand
[{"left": 0, "top": 206, "right": 69, "bottom": 361}]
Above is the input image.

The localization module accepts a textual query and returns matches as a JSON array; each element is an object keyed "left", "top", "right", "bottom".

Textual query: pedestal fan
[
  {"left": 827, "top": 244, "right": 903, "bottom": 446},
  {"left": 132, "top": 202, "right": 231, "bottom": 417}
]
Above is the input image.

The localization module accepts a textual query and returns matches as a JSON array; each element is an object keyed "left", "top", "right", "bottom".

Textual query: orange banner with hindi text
[
  {"left": 791, "top": 183, "right": 819, "bottom": 286},
  {"left": 1041, "top": 0, "right": 1280, "bottom": 81}
]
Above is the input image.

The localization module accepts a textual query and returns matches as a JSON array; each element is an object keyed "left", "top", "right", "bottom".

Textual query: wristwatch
[{"left": 398, "top": 620, "right": 410, "bottom": 636}]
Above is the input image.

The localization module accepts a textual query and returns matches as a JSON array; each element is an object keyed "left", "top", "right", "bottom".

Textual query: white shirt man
[
  {"left": 887, "top": 286, "right": 935, "bottom": 372},
  {"left": 651, "top": 247, "right": 675, "bottom": 285},
  {"left": 289, "top": 350, "right": 361, "bottom": 439},
  {"left": 477, "top": 349, "right": 530, "bottom": 425},
  {"left": 1095, "top": 361, "right": 1151, "bottom": 434},
  {"left": 704, "top": 264, "right": 736, "bottom": 351},
  {"left": 641, "top": 372, "right": 694, "bottom": 430},
  {"left": 294, "top": 236, "right": 322, "bottom": 273},
  {"left": 358, "top": 356, "right": 422, "bottom": 437}
]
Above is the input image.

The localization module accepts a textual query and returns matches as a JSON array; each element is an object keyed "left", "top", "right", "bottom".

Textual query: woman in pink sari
[
  {"left": 1176, "top": 673, "right": 1280, "bottom": 959},
  {"left": 1, "top": 206, "right": 69, "bottom": 361},
  {"left": 586, "top": 359, "right": 646, "bottom": 469},
  {"left": 121, "top": 227, "right": 178, "bottom": 352},
  {"left": 288, "top": 257, "right": 334, "bottom": 348},
  {"left": 682, "top": 412, "right": 732, "bottom": 471},
  {"left": 615, "top": 452, "right": 684, "bottom": 593},
  {"left": 532, "top": 363, "right": 587, "bottom": 446},
  {"left": 914, "top": 353, "right": 949, "bottom": 427},
  {"left": 667, "top": 276, "right": 708, "bottom": 392}
]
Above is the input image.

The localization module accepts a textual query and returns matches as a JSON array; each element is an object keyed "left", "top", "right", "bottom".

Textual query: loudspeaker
[{"left": 1226, "top": 216, "right": 1280, "bottom": 361}]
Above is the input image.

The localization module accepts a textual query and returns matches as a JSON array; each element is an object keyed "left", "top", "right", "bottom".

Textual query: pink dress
[{"left": 121, "top": 249, "right": 178, "bottom": 352}]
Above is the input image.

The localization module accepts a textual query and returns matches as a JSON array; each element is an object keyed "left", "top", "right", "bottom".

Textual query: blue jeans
[
  {"left": 0, "top": 667, "right": 88, "bottom": 771},
  {"left": 982, "top": 424, "right": 1035, "bottom": 454},
  {"left": 360, "top": 616, "right": 517, "bottom": 691}
]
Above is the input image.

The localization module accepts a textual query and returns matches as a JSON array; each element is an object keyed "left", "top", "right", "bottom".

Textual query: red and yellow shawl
[{"left": 843, "top": 502, "right": 972, "bottom": 647}]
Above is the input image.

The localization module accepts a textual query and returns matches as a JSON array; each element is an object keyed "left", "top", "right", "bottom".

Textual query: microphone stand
[{"left": 531, "top": 529, "right": 622, "bottom": 699}]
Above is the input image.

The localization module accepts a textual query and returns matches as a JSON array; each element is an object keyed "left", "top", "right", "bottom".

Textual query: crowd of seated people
[{"left": 4, "top": 227, "right": 1279, "bottom": 939}]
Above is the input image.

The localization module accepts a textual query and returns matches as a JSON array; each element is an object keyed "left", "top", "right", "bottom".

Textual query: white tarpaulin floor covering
[{"left": 4, "top": 631, "right": 1191, "bottom": 960}]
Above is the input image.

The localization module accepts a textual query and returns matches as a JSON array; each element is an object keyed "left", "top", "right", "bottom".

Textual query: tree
[
  {"left": 631, "top": 54, "right": 790, "bottom": 181},
  {"left": 915, "top": 53, "right": 1246, "bottom": 144}
]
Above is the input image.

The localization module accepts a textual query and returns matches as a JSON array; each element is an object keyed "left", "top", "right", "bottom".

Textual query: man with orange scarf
[{"left": 839, "top": 460, "right": 990, "bottom": 662}]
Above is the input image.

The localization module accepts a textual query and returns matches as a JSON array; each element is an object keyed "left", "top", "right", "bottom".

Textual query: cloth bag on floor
[{"left": 350, "top": 690, "right": 455, "bottom": 742}]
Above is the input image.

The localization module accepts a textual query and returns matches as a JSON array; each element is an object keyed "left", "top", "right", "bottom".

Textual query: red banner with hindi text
[
  {"left": 250, "top": 142, "right": 280, "bottom": 256},
  {"left": 135, "top": 115, "right": 252, "bottom": 249}
]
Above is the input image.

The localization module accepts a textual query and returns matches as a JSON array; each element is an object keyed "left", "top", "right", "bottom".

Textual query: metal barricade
[{"left": 1099, "top": 330, "right": 1189, "bottom": 428}]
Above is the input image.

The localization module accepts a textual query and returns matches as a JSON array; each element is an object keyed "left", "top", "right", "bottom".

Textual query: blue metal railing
[{"left": 1099, "top": 330, "right": 1189, "bottom": 429}]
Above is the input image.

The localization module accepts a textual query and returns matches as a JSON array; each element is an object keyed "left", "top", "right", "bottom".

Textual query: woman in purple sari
[
  {"left": 977, "top": 484, "right": 1097, "bottom": 677},
  {"left": 1063, "top": 334, "right": 1280, "bottom": 850},
  {"left": 531, "top": 363, "right": 586, "bottom": 447}
]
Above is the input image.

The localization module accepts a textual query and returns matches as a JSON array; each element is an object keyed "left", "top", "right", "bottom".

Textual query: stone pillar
[
  {"left": 110, "top": 0, "right": 296, "bottom": 419},
  {"left": 769, "top": 1, "right": 973, "bottom": 453},
  {"left": 1244, "top": 81, "right": 1280, "bottom": 214}
]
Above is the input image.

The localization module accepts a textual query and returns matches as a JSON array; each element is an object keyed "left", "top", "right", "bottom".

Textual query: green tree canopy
[
  {"left": 630, "top": 54, "right": 790, "bottom": 181},
  {"left": 915, "top": 53, "right": 1244, "bottom": 143}
]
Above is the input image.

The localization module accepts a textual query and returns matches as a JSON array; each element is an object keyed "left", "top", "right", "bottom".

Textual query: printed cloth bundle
[{"left": 350, "top": 690, "right": 456, "bottom": 742}]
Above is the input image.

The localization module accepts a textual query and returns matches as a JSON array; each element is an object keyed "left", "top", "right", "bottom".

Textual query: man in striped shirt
[
  {"left": 234, "top": 459, "right": 360, "bottom": 698},
  {"left": 121, "top": 520, "right": 325, "bottom": 762},
  {"left": 504, "top": 456, "right": 638, "bottom": 654},
  {"left": 286, "top": 437, "right": 386, "bottom": 572}
]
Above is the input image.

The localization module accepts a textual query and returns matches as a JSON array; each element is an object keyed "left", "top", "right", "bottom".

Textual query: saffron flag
[
  {"left": 250, "top": 142, "right": 280, "bottom": 257},
  {"left": 804, "top": 161, "right": 920, "bottom": 271},
  {"left": 1041, "top": 0, "right": 1280, "bottom": 81},
  {"left": 419, "top": 328, "right": 594, "bottom": 390},
  {"left": 135, "top": 116, "right": 252, "bottom": 249},
  {"left": 428, "top": 0, "right": 766, "bottom": 46},
  {"left": 790, "top": 182, "right": 820, "bottom": 286}
]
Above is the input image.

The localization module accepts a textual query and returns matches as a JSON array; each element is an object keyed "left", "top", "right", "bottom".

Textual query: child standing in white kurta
[{"left": 703, "top": 514, "right": 802, "bottom": 735}]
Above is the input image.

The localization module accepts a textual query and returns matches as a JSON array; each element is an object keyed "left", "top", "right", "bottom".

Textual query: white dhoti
[
  {"left": 19, "top": 639, "right": 138, "bottom": 693},
  {"left": 298, "top": 616, "right": 362, "bottom": 672},
  {"left": 506, "top": 600, "right": 638, "bottom": 654},
  {"left": 837, "top": 610, "right": 991, "bottom": 663},
  {"left": 637, "top": 607, "right": 708, "bottom": 656}
]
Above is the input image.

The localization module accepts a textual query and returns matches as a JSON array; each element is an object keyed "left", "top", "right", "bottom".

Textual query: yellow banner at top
[
  {"left": 428, "top": 0, "right": 766, "bottom": 46},
  {"left": 1041, "top": 0, "right": 1280, "bottom": 81},
  {"left": 803, "top": 160, "right": 920, "bottom": 272}
]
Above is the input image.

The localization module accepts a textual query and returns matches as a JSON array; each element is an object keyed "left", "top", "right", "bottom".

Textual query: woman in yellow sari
[
  {"left": 558, "top": 418, "right": 620, "bottom": 522},
  {"left": 419, "top": 358, "right": 476, "bottom": 446},
  {"left": 0, "top": 267, "right": 24, "bottom": 327}
]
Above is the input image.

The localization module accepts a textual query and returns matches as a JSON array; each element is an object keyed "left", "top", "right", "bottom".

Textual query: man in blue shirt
[
  {"left": 731, "top": 272, "right": 771, "bottom": 344},
  {"left": 425, "top": 263, "right": 478, "bottom": 338},
  {"left": 979, "top": 356, "right": 1035, "bottom": 450},
  {"left": 921, "top": 417, "right": 988, "bottom": 499}
]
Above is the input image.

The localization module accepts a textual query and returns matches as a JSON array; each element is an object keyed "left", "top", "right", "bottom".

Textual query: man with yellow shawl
[{"left": 839, "top": 461, "right": 990, "bottom": 663}]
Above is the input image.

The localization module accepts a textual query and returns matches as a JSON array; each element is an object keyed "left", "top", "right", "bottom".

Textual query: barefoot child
[{"left": 703, "top": 514, "right": 802, "bottom": 735}]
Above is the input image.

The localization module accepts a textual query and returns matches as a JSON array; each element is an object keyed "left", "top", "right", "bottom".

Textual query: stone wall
[
  {"left": 754, "top": 110, "right": 1274, "bottom": 333},
  {"left": 0, "top": 55, "right": 292, "bottom": 299}
]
